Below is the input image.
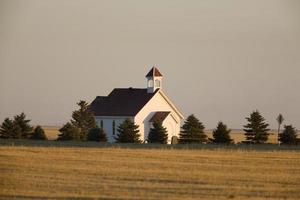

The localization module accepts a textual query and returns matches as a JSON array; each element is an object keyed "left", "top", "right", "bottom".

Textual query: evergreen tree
[
  {"left": 57, "top": 122, "right": 81, "bottom": 141},
  {"left": 179, "top": 114, "right": 207, "bottom": 144},
  {"left": 148, "top": 120, "right": 168, "bottom": 144},
  {"left": 87, "top": 127, "right": 107, "bottom": 142},
  {"left": 279, "top": 125, "right": 298, "bottom": 145},
  {"left": 0, "top": 118, "right": 19, "bottom": 139},
  {"left": 211, "top": 122, "right": 233, "bottom": 144},
  {"left": 71, "top": 100, "right": 97, "bottom": 140},
  {"left": 30, "top": 126, "right": 48, "bottom": 140},
  {"left": 13, "top": 112, "right": 33, "bottom": 139},
  {"left": 115, "top": 119, "right": 141, "bottom": 143},
  {"left": 243, "top": 110, "right": 270, "bottom": 144}
]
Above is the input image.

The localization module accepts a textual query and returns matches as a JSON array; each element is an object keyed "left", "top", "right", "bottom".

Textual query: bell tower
[{"left": 146, "top": 67, "right": 163, "bottom": 93}]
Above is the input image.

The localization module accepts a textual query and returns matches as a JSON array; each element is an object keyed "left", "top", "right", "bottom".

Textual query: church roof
[
  {"left": 149, "top": 111, "right": 171, "bottom": 122},
  {"left": 145, "top": 67, "right": 163, "bottom": 77},
  {"left": 90, "top": 88, "right": 159, "bottom": 117}
]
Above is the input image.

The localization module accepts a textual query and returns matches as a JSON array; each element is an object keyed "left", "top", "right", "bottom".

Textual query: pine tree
[
  {"left": 211, "top": 122, "right": 233, "bottom": 144},
  {"left": 87, "top": 127, "right": 107, "bottom": 142},
  {"left": 57, "top": 122, "right": 81, "bottom": 141},
  {"left": 115, "top": 119, "right": 141, "bottom": 143},
  {"left": 243, "top": 110, "right": 270, "bottom": 144},
  {"left": 71, "top": 100, "right": 97, "bottom": 140},
  {"left": 0, "top": 118, "right": 18, "bottom": 139},
  {"left": 148, "top": 120, "right": 168, "bottom": 144},
  {"left": 13, "top": 113, "right": 33, "bottom": 139},
  {"left": 279, "top": 125, "right": 298, "bottom": 145},
  {"left": 179, "top": 114, "right": 207, "bottom": 144},
  {"left": 30, "top": 126, "right": 48, "bottom": 140}
]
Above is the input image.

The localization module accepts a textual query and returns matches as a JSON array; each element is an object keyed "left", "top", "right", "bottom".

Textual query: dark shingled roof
[
  {"left": 149, "top": 112, "right": 171, "bottom": 122},
  {"left": 90, "top": 88, "right": 159, "bottom": 116},
  {"left": 145, "top": 67, "right": 163, "bottom": 77}
]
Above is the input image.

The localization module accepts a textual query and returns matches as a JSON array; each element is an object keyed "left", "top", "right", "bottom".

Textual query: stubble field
[{"left": 0, "top": 146, "right": 300, "bottom": 200}]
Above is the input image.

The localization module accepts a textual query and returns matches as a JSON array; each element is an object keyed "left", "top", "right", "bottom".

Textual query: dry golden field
[
  {"left": 43, "top": 126, "right": 60, "bottom": 140},
  {"left": 1, "top": 146, "right": 300, "bottom": 200}
]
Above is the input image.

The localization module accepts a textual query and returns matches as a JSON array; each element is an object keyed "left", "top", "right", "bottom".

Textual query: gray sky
[{"left": 1, "top": 0, "right": 300, "bottom": 129}]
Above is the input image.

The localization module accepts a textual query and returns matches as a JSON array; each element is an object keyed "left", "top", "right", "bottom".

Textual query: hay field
[
  {"left": 1, "top": 146, "right": 300, "bottom": 200},
  {"left": 43, "top": 126, "right": 60, "bottom": 140}
]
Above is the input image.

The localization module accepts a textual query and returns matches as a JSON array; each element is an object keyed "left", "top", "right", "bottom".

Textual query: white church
[{"left": 90, "top": 67, "right": 184, "bottom": 143}]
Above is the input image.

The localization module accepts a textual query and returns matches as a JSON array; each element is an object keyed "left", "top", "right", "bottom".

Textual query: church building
[{"left": 90, "top": 67, "right": 184, "bottom": 143}]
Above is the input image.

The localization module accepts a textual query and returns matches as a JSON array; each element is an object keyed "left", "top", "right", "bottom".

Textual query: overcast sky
[{"left": 0, "top": 0, "right": 299, "bottom": 129}]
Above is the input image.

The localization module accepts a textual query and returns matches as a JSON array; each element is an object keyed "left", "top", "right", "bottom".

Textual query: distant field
[
  {"left": 43, "top": 126, "right": 60, "bottom": 140},
  {"left": 43, "top": 126, "right": 281, "bottom": 143},
  {"left": 0, "top": 146, "right": 299, "bottom": 200}
]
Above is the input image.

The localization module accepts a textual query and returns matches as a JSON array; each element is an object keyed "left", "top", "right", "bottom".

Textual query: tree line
[{"left": 0, "top": 101, "right": 299, "bottom": 145}]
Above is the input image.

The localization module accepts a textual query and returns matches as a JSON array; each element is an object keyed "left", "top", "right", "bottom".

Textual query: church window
[
  {"left": 100, "top": 120, "right": 103, "bottom": 129},
  {"left": 148, "top": 80, "right": 154, "bottom": 87},
  {"left": 112, "top": 120, "right": 115, "bottom": 135},
  {"left": 155, "top": 80, "right": 160, "bottom": 87}
]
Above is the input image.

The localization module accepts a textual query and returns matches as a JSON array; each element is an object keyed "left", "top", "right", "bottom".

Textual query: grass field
[{"left": 1, "top": 145, "right": 300, "bottom": 200}]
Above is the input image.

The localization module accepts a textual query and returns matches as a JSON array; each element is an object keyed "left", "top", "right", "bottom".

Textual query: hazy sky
[{"left": 1, "top": 0, "right": 300, "bottom": 129}]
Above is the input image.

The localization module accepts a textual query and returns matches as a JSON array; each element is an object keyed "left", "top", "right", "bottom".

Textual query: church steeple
[{"left": 146, "top": 67, "right": 163, "bottom": 93}]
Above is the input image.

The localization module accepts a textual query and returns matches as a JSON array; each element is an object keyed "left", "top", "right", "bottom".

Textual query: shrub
[
  {"left": 279, "top": 125, "right": 298, "bottom": 145},
  {"left": 30, "top": 126, "right": 48, "bottom": 140},
  {"left": 87, "top": 127, "right": 107, "bottom": 142},
  {"left": 57, "top": 123, "right": 81, "bottom": 141}
]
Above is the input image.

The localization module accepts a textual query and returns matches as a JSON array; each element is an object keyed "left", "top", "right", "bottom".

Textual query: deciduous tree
[{"left": 276, "top": 114, "right": 284, "bottom": 143}]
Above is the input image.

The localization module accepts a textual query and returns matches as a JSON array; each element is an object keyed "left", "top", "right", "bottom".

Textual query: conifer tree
[
  {"left": 57, "top": 122, "right": 81, "bottom": 141},
  {"left": 279, "top": 125, "right": 298, "bottom": 145},
  {"left": 211, "top": 122, "right": 233, "bottom": 144},
  {"left": 115, "top": 119, "right": 141, "bottom": 143},
  {"left": 148, "top": 120, "right": 168, "bottom": 144},
  {"left": 30, "top": 126, "right": 48, "bottom": 140},
  {"left": 243, "top": 110, "right": 270, "bottom": 144},
  {"left": 13, "top": 113, "right": 33, "bottom": 139},
  {"left": 87, "top": 127, "right": 107, "bottom": 142},
  {"left": 71, "top": 100, "right": 97, "bottom": 140},
  {"left": 179, "top": 114, "right": 207, "bottom": 144},
  {"left": 0, "top": 118, "right": 18, "bottom": 139}
]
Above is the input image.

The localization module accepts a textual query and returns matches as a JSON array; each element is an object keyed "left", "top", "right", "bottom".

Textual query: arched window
[
  {"left": 155, "top": 80, "right": 160, "bottom": 87},
  {"left": 148, "top": 80, "right": 154, "bottom": 87}
]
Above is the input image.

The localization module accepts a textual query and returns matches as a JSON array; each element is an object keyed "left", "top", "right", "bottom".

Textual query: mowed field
[
  {"left": 43, "top": 126, "right": 280, "bottom": 143},
  {"left": 1, "top": 146, "right": 300, "bottom": 200}
]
